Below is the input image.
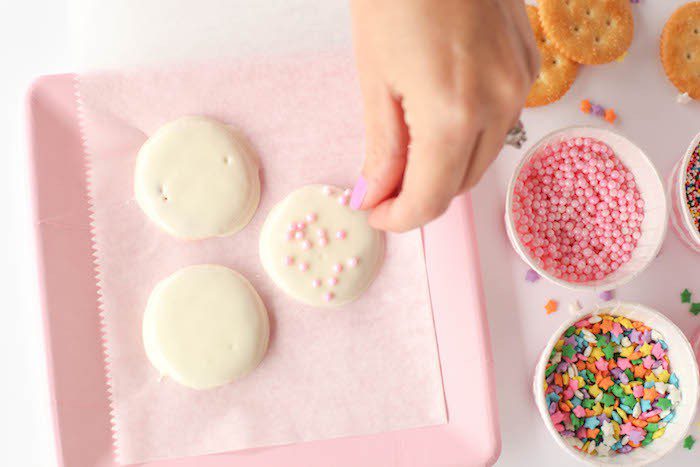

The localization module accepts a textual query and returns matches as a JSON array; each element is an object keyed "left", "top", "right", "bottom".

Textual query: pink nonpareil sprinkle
[
  {"left": 347, "top": 257, "right": 359, "bottom": 267},
  {"left": 336, "top": 230, "right": 347, "bottom": 240},
  {"left": 512, "top": 138, "right": 643, "bottom": 283},
  {"left": 327, "top": 277, "right": 338, "bottom": 287}
]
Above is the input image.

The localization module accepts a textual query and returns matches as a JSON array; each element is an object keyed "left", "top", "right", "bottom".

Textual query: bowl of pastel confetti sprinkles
[
  {"left": 534, "top": 303, "right": 699, "bottom": 465},
  {"left": 667, "top": 131, "right": 700, "bottom": 253},
  {"left": 505, "top": 127, "right": 668, "bottom": 292}
]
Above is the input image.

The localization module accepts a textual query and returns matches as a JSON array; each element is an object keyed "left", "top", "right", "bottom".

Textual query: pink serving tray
[{"left": 28, "top": 74, "right": 500, "bottom": 467}]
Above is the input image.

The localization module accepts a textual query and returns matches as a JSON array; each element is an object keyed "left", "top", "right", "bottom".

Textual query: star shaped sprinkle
[
  {"left": 525, "top": 268, "right": 540, "bottom": 283},
  {"left": 545, "top": 299, "right": 558, "bottom": 315},
  {"left": 683, "top": 435, "right": 695, "bottom": 450},
  {"left": 691, "top": 303, "right": 700, "bottom": 316},
  {"left": 681, "top": 289, "right": 692, "bottom": 303}
]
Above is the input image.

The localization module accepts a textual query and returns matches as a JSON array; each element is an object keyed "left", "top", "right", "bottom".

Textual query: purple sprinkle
[
  {"left": 619, "top": 373, "right": 629, "bottom": 384},
  {"left": 551, "top": 385, "right": 563, "bottom": 394},
  {"left": 599, "top": 290, "right": 615, "bottom": 301},
  {"left": 591, "top": 104, "right": 605, "bottom": 116},
  {"left": 557, "top": 362, "right": 569, "bottom": 373},
  {"left": 546, "top": 373, "right": 555, "bottom": 384},
  {"left": 525, "top": 268, "right": 541, "bottom": 282},
  {"left": 619, "top": 445, "right": 633, "bottom": 454},
  {"left": 549, "top": 401, "right": 558, "bottom": 414},
  {"left": 561, "top": 430, "right": 575, "bottom": 437},
  {"left": 652, "top": 360, "right": 663, "bottom": 369},
  {"left": 610, "top": 367, "right": 622, "bottom": 378},
  {"left": 581, "top": 389, "right": 590, "bottom": 399},
  {"left": 597, "top": 414, "right": 609, "bottom": 424},
  {"left": 565, "top": 336, "right": 577, "bottom": 347},
  {"left": 629, "top": 330, "right": 641, "bottom": 344},
  {"left": 642, "top": 330, "right": 652, "bottom": 344}
]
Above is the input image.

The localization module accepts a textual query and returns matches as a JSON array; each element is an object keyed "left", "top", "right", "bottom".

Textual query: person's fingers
[
  {"left": 503, "top": 0, "right": 541, "bottom": 81},
  {"left": 352, "top": 75, "right": 409, "bottom": 210},
  {"left": 368, "top": 124, "right": 476, "bottom": 231},
  {"left": 459, "top": 118, "right": 513, "bottom": 192}
]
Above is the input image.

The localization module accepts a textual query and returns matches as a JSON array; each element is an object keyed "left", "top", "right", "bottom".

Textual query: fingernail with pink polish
[{"left": 349, "top": 176, "right": 367, "bottom": 210}]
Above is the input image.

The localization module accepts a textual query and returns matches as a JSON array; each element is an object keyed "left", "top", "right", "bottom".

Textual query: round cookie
[
  {"left": 259, "top": 185, "right": 384, "bottom": 307},
  {"left": 525, "top": 5, "right": 579, "bottom": 107},
  {"left": 661, "top": 2, "right": 700, "bottom": 99},
  {"left": 538, "top": 0, "right": 634, "bottom": 65},
  {"left": 143, "top": 264, "right": 269, "bottom": 389},
  {"left": 135, "top": 116, "right": 260, "bottom": 240}
]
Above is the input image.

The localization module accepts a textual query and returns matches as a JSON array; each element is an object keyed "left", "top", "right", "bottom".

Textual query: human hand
[{"left": 349, "top": 0, "right": 539, "bottom": 232}]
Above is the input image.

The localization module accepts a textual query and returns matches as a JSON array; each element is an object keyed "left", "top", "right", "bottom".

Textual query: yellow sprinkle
[
  {"left": 645, "top": 373, "right": 659, "bottom": 383},
  {"left": 616, "top": 51, "right": 628, "bottom": 63},
  {"left": 563, "top": 373, "right": 570, "bottom": 386},
  {"left": 652, "top": 427, "right": 666, "bottom": 439},
  {"left": 657, "top": 370, "right": 670, "bottom": 383},
  {"left": 555, "top": 340, "right": 564, "bottom": 351},
  {"left": 576, "top": 376, "right": 586, "bottom": 387},
  {"left": 615, "top": 407, "right": 628, "bottom": 422},
  {"left": 589, "top": 384, "right": 602, "bottom": 397},
  {"left": 591, "top": 348, "right": 604, "bottom": 360},
  {"left": 544, "top": 382, "right": 548, "bottom": 391},
  {"left": 603, "top": 406, "right": 614, "bottom": 417},
  {"left": 621, "top": 384, "right": 633, "bottom": 394},
  {"left": 617, "top": 317, "right": 633, "bottom": 328},
  {"left": 629, "top": 381, "right": 642, "bottom": 387},
  {"left": 612, "top": 421, "right": 620, "bottom": 438},
  {"left": 592, "top": 403, "right": 603, "bottom": 415},
  {"left": 639, "top": 343, "right": 652, "bottom": 357},
  {"left": 620, "top": 346, "right": 634, "bottom": 358},
  {"left": 567, "top": 400, "right": 574, "bottom": 409},
  {"left": 583, "top": 441, "right": 590, "bottom": 451}
]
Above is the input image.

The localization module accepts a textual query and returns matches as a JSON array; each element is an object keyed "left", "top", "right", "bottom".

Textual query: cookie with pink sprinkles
[{"left": 512, "top": 137, "right": 644, "bottom": 283}]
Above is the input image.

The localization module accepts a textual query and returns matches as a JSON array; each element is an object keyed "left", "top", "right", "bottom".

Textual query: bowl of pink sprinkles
[{"left": 505, "top": 127, "right": 668, "bottom": 292}]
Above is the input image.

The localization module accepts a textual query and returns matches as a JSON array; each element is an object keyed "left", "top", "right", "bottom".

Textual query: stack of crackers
[{"left": 526, "top": 0, "right": 634, "bottom": 107}]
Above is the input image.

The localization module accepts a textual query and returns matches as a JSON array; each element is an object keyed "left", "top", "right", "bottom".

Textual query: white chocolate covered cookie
[
  {"left": 260, "top": 185, "right": 385, "bottom": 307},
  {"left": 135, "top": 116, "right": 260, "bottom": 239},
  {"left": 142, "top": 264, "right": 269, "bottom": 389}
]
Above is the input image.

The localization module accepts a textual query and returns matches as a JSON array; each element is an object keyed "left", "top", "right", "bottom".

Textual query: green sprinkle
[
  {"left": 684, "top": 435, "right": 696, "bottom": 450},
  {"left": 656, "top": 398, "right": 672, "bottom": 410},
  {"left": 631, "top": 359, "right": 642, "bottom": 365},
  {"left": 681, "top": 289, "right": 692, "bottom": 303},
  {"left": 622, "top": 394, "right": 637, "bottom": 408},
  {"left": 691, "top": 303, "right": 700, "bottom": 316},
  {"left": 646, "top": 422, "right": 659, "bottom": 433},
  {"left": 582, "top": 399, "right": 595, "bottom": 409},
  {"left": 545, "top": 365, "right": 556, "bottom": 377},
  {"left": 562, "top": 344, "right": 575, "bottom": 359},
  {"left": 596, "top": 335, "right": 609, "bottom": 347},
  {"left": 602, "top": 344, "right": 615, "bottom": 360},
  {"left": 565, "top": 326, "right": 576, "bottom": 337},
  {"left": 624, "top": 369, "right": 633, "bottom": 380},
  {"left": 612, "top": 385, "right": 625, "bottom": 398},
  {"left": 601, "top": 393, "right": 615, "bottom": 407},
  {"left": 571, "top": 414, "right": 583, "bottom": 429},
  {"left": 642, "top": 432, "right": 654, "bottom": 446}
]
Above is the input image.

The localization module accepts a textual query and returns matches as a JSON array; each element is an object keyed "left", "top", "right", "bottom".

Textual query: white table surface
[{"left": 3, "top": 1, "right": 699, "bottom": 466}]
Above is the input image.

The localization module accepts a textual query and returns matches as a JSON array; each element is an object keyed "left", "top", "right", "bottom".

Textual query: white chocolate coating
[
  {"left": 142, "top": 264, "right": 269, "bottom": 389},
  {"left": 135, "top": 116, "right": 260, "bottom": 239},
  {"left": 260, "top": 185, "right": 384, "bottom": 307}
]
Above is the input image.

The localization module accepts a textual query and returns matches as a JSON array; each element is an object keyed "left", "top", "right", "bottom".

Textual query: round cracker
[
  {"left": 539, "top": 0, "right": 634, "bottom": 65},
  {"left": 525, "top": 5, "right": 579, "bottom": 107},
  {"left": 661, "top": 2, "right": 700, "bottom": 99}
]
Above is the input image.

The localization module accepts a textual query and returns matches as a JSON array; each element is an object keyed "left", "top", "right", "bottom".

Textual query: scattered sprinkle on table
[
  {"left": 681, "top": 289, "right": 692, "bottom": 304},
  {"left": 545, "top": 299, "right": 559, "bottom": 315},
  {"left": 691, "top": 303, "right": 700, "bottom": 316},
  {"left": 685, "top": 142, "right": 700, "bottom": 234},
  {"left": 544, "top": 314, "right": 681, "bottom": 457},
  {"left": 600, "top": 290, "right": 615, "bottom": 302},
  {"left": 683, "top": 435, "right": 695, "bottom": 450},
  {"left": 580, "top": 100, "right": 617, "bottom": 123},
  {"left": 526, "top": 268, "right": 541, "bottom": 283}
]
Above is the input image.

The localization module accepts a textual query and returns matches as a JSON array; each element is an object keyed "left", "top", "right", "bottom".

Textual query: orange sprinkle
[
  {"left": 587, "top": 428, "right": 600, "bottom": 439},
  {"left": 628, "top": 351, "right": 642, "bottom": 360},
  {"left": 599, "top": 377, "right": 614, "bottom": 390},
  {"left": 601, "top": 319, "right": 613, "bottom": 333},
  {"left": 632, "top": 419, "right": 648, "bottom": 428},
  {"left": 576, "top": 361, "right": 586, "bottom": 370},
  {"left": 646, "top": 415, "right": 660, "bottom": 423},
  {"left": 581, "top": 99, "right": 592, "bottom": 113},
  {"left": 629, "top": 442, "right": 640, "bottom": 448},
  {"left": 554, "top": 373, "right": 563, "bottom": 387},
  {"left": 545, "top": 299, "right": 558, "bottom": 314},
  {"left": 634, "top": 365, "right": 647, "bottom": 378},
  {"left": 585, "top": 409, "right": 596, "bottom": 417},
  {"left": 590, "top": 323, "right": 601, "bottom": 335},
  {"left": 559, "top": 402, "right": 571, "bottom": 412},
  {"left": 587, "top": 362, "right": 597, "bottom": 374},
  {"left": 608, "top": 360, "right": 617, "bottom": 370},
  {"left": 595, "top": 373, "right": 603, "bottom": 385},
  {"left": 604, "top": 108, "right": 617, "bottom": 123},
  {"left": 643, "top": 388, "right": 658, "bottom": 401}
]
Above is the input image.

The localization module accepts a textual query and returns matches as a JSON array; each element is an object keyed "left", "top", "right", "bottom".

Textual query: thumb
[{"left": 351, "top": 79, "right": 408, "bottom": 210}]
